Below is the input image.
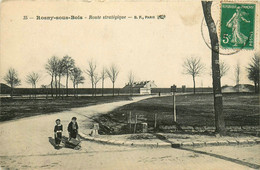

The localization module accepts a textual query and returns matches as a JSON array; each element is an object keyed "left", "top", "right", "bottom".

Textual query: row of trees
[
  {"left": 4, "top": 55, "right": 119, "bottom": 97},
  {"left": 45, "top": 56, "right": 121, "bottom": 97},
  {"left": 45, "top": 55, "right": 83, "bottom": 97},
  {"left": 2, "top": 69, "right": 41, "bottom": 98},
  {"left": 182, "top": 53, "right": 260, "bottom": 94},
  {"left": 3, "top": 53, "right": 259, "bottom": 98},
  {"left": 3, "top": 56, "right": 120, "bottom": 98},
  {"left": 85, "top": 59, "right": 120, "bottom": 96}
]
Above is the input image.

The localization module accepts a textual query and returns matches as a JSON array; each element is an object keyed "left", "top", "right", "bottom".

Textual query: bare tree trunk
[
  {"left": 66, "top": 72, "right": 69, "bottom": 97},
  {"left": 202, "top": 1, "right": 225, "bottom": 135},
  {"left": 193, "top": 76, "right": 196, "bottom": 94},
  {"left": 254, "top": 81, "right": 257, "bottom": 93},
  {"left": 33, "top": 85, "right": 35, "bottom": 99},
  {"left": 236, "top": 63, "right": 240, "bottom": 92},
  {"left": 77, "top": 84, "right": 78, "bottom": 98},
  {"left": 73, "top": 82, "right": 76, "bottom": 97},
  {"left": 29, "top": 85, "right": 32, "bottom": 99},
  {"left": 51, "top": 75, "right": 54, "bottom": 98},
  {"left": 11, "top": 86, "right": 13, "bottom": 99},
  {"left": 91, "top": 78, "right": 94, "bottom": 96},
  {"left": 112, "top": 82, "right": 115, "bottom": 96},
  {"left": 55, "top": 75, "right": 58, "bottom": 98},
  {"left": 34, "top": 84, "right": 37, "bottom": 99},
  {"left": 102, "top": 79, "right": 104, "bottom": 96},
  {"left": 94, "top": 83, "right": 96, "bottom": 96},
  {"left": 58, "top": 75, "right": 61, "bottom": 97}
]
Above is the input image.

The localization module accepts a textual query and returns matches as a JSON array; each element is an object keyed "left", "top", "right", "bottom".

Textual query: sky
[{"left": 0, "top": 0, "right": 259, "bottom": 88}]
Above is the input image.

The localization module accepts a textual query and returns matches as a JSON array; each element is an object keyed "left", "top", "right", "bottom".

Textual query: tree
[
  {"left": 45, "top": 56, "right": 59, "bottom": 97},
  {"left": 93, "top": 73, "right": 101, "bottom": 96},
  {"left": 62, "top": 55, "right": 75, "bottom": 96},
  {"left": 75, "top": 75, "right": 85, "bottom": 88},
  {"left": 70, "top": 67, "right": 85, "bottom": 97},
  {"left": 100, "top": 67, "right": 107, "bottom": 96},
  {"left": 26, "top": 72, "right": 40, "bottom": 98},
  {"left": 247, "top": 53, "right": 260, "bottom": 93},
  {"left": 202, "top": 1, "right": 225, "bottom": 135},
  {"left": 57, "top": 59, "right": 66, "bottom": 97},
  {"left": 86, "top": 59, "right": 97, "bottom": 96},
  {"left": 106, "top": 64, "right": 119, "bottom": 96},
  {"left": 235, "top": 62, "right": 241, "bottom": 92},
  {"left": 4, "top": 68, "right": 21, "bottom": 98},
  {"left": 183, "top": 57, "right": 205, "bottom": 94},
  {"left": 210, "top": 61, "right": 229, "bottom": 78},
  {"left": 128, "top": 71, "right": 135, "bottom": 96},
  {"left": 219, "top": 61, "right": 230, "bottom": 78},
  {"left": 26, "top": 72, "right": 40, "bottom": 88},
  {"left": 54, "top": 61, "right": 59, "bottom": 97}
]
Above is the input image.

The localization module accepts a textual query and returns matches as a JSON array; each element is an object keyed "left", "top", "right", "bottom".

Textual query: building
[
  {"left": 45, "top": 82, "right": 66, "bottom": 88},
  {"left": 123, "top": 81, "right": 157, "bottom": 94},
  {"left": 0, "top": 83, "right": 11, "bottom": 94}
]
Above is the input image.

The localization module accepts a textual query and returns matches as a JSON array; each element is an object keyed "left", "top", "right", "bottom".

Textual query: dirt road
[{"left": 0, "top": 96, "right": 259, "bottom": 169}]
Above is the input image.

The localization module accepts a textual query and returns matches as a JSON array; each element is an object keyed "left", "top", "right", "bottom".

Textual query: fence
[{"left": 1, "top": 87, "right": 213, "bottom": 96}]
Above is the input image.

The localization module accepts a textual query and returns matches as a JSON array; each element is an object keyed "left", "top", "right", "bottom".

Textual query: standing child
[{"left": 54, "top": 119, "right": 63, "bottom": 146}]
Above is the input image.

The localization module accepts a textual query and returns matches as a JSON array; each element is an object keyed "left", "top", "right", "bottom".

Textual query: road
[{"left": 0, "top": 96, "right": 259, "bottom": 170}]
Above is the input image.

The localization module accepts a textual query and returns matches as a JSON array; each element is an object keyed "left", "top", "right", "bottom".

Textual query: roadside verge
[{"left": 79, "top": 132, "right": 260, "bottom": 148}]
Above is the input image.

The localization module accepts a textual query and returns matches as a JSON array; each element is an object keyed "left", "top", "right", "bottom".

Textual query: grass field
[
  {"left": 0, "top": 96, "right": 131, "bottom": 122},
  {"left": 94, "top": 93, "right": 259, "bottom": 134}
]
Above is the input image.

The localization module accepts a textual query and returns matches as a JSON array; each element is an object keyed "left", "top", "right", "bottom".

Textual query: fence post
[
  {"left": 171, "top": 85, "right": 177, "bottom": 123},
  {"left": 134, "top": 115, "right": 137, "bottom": 133},
  {"left": 173, "top": 93, "right": 176, "bottom": 122},
  {"left": 154, "top": 113, "right": 157, "bottom": 128},
  {"left": 128, "top": 111, "right": 132, "bottom": 133}
]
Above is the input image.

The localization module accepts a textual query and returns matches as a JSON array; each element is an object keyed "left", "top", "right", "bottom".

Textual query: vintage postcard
[{"left": 0, "top": 0, "right": 259, "bottom": 169}]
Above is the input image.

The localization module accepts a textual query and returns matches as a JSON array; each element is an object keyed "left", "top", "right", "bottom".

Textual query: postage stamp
[{"left": 220, "top": 3, "right": 256, "bottom": 50}]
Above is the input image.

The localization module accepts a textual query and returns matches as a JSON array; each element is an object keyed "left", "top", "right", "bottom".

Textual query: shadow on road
[
  {"left": 151, "top": 133, "right": 260, "bottom": 169},
  {"left": 48, "top": 137, "right": 61, "bottom": 150},
  {"left": 48, "top": 137, "right": 56, "bottom": 147},
  {"left": 178, "top": 147, "right": 260, "bottom": 169}
]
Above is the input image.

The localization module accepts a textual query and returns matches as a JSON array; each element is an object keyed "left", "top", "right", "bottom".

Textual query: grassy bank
[
  {"left": 93, "top": 93, "right": 259, "bottom": 134},
  {"left": 0, "top": 96, "right": 132, "bottom": 122}
]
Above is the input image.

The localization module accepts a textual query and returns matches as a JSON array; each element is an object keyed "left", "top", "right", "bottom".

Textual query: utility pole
[
  {"left": 171, "top": 85, "right": 177, "bottom": 122},
  {"left": 202, "top": 1, "right": 225, "bottom": 135}
]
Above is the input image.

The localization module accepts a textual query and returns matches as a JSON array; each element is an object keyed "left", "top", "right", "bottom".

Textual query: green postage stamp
[{"left": 220, "top": 3, "right": 256, "bottom": 50}]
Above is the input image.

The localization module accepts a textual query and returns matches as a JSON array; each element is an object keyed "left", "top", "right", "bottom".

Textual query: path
[
  {"left": 0, "top": 96, "right": 151, "bottom": 156},
  {"left": 0, "top": 95, "right": 259, "bottom": 169}
]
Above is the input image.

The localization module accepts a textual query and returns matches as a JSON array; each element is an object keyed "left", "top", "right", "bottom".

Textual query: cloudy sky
[{"left": 0, "top": 0, "right": 258, "bottom": 88}]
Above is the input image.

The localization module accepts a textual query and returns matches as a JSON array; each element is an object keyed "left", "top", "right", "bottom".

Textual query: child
[
  {"left": 54, "top": 119, "right": 63, "bottom": 146},
  {"left": 67, "top": 117, "right": 79, "bottom": 140}
]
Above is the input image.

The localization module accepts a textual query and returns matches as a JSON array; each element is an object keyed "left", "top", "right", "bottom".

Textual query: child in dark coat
[
  {"left": 68, "top": 117, "right": 79, "bottom": 140},
  {"left": 54, "top": 119, "right": 63, "bottom": 146}
]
